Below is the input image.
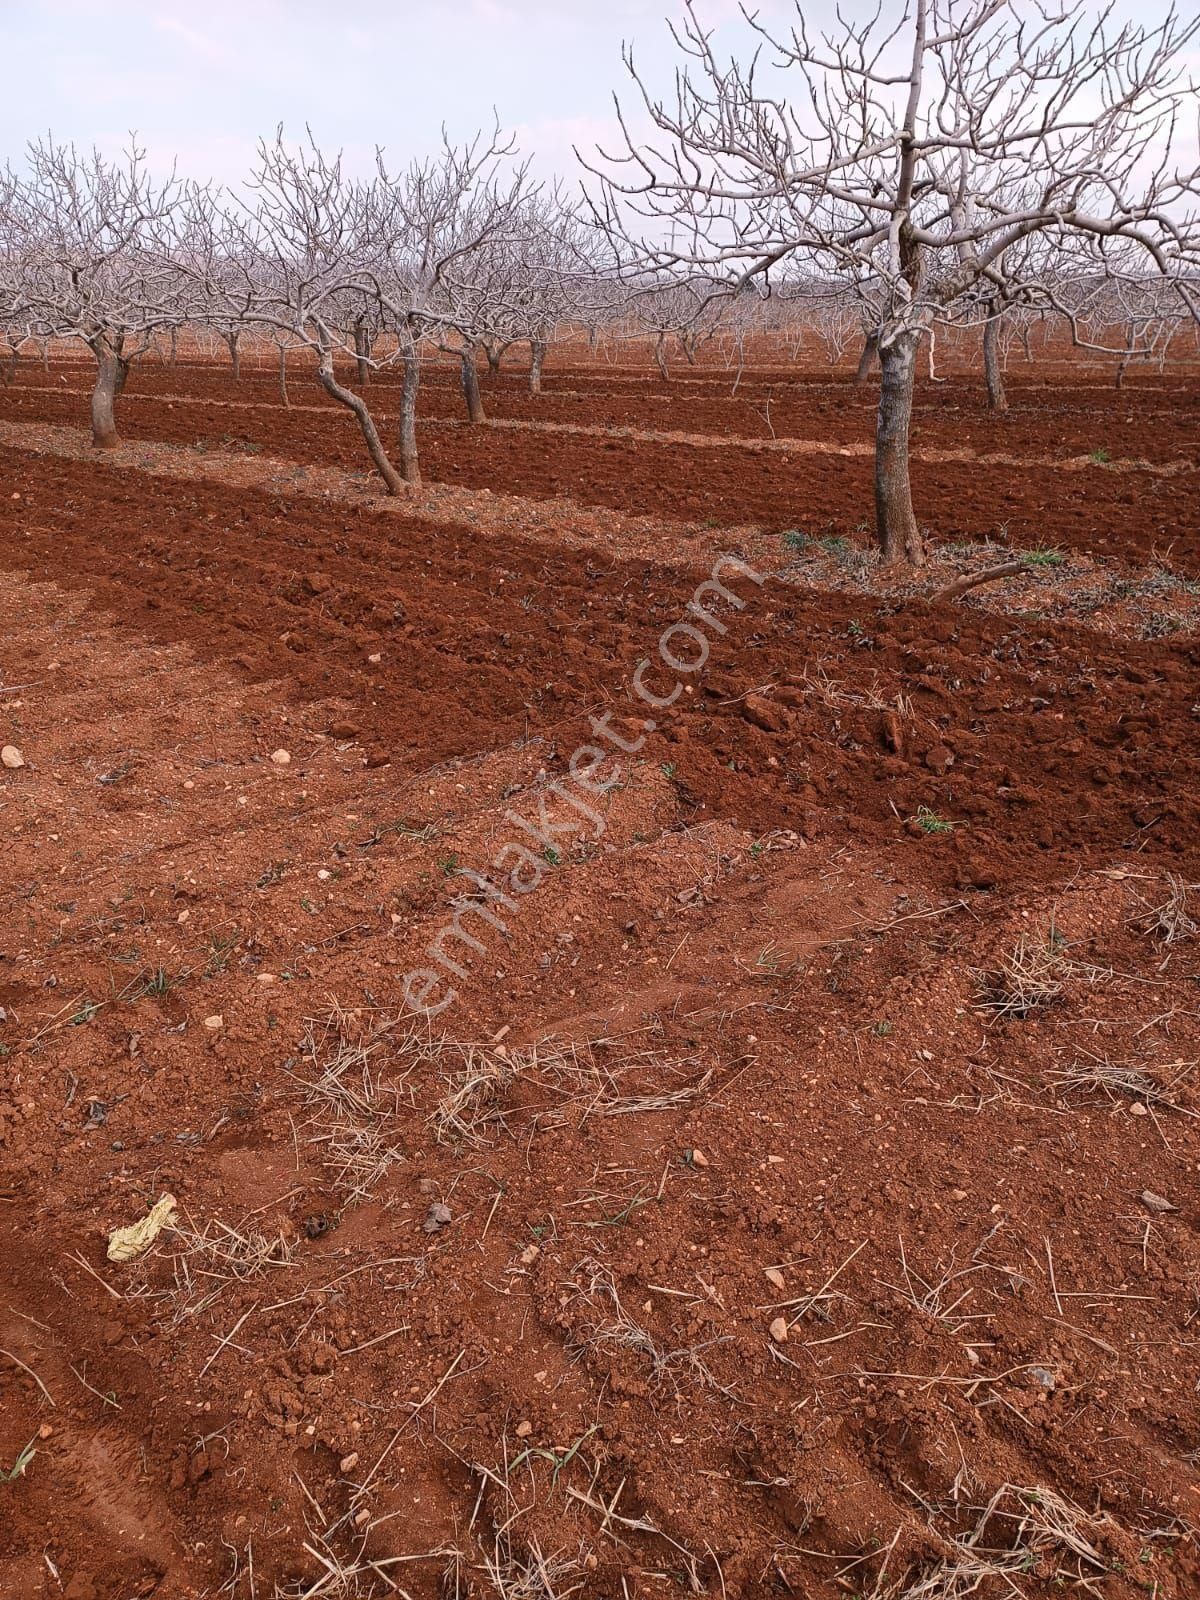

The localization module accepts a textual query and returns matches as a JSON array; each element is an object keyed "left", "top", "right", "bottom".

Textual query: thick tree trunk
[
  {"left": 983, "top": 314, "right": 1007, "bottom": 412},
  {"left": 90, "top": 342, "right": 130, "bottom": 448},
  {"left": 485, "top": 339, "right": 510, "bottom": 374},
  {"left": 653, "top": 332, "right": 669, "bottom": 381},
  {"left": 278, "top": 346, "right": 290, "bottom": 408},
  {"left": 854, "top": 331, "right": 879, "bottom": 386},
  {"left": 460, "top": 348, "right": 485, "bottom": 423},
  {"left": 224, "top": 331, "right": 241, "bottom": 382},
  {"left": 354, "top": 320, "right": 372, "bottom": 386},
  {"left": 315, "top": 355, "right": 403, "bottom": 495},
  {"left": 529, "top": 339, "right": 547, "bottom": 395},
  {"left": 398, "top": 352, "right": 421, "bottom": 485},
  {"left": 874, "top": 333, "right": 924, "bottom": 567}
]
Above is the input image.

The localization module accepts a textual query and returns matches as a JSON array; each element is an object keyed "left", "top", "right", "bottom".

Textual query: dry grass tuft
[
  {"left": 1135, "top": 873, "right": 1198, "bottom": 944},
  {"left": 568, "top": 1257, "right": 728, "bottom": 1392},
  {"left": 294, "top": 1006, "right": 422, "bottom": 1203},
  {"left": 168, "top": 1218, "right": 293, "bottom": 1321},
  {"left": 1047, "top": 1048, "right": 1192, "bottom": 1111},
  {"left": 881, "top": 1483, "right": 1114, "bottom": 1599},
  {"left": 976, "top": 921, "right": 1111, "bottom": 1020}
]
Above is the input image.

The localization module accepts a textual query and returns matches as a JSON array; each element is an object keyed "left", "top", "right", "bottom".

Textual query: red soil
[{"left": 1, "top": 357, "right": 1199, "bottom": 1600}]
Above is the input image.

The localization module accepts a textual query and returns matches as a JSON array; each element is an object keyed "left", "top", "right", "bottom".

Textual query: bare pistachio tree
[
  {"left": 209, "top": 132, "right": 407, "bottom": 492},
  {"left": 0, "top": 138, "right": 198, "bottom": 445},
  {"left": 368, "top": 129, "right": 533, "bottom": 481},
  {"left": 585, "top": 0, "right": 1200, "bottom": 565}
]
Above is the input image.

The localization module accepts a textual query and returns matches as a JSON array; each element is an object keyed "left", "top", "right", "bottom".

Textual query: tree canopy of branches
[
  {"left": 584, "top": 0, "right": 1200, "bottom": 564},
  {"left": 1, "top": 137, "right": 201, "bottom": 445}
]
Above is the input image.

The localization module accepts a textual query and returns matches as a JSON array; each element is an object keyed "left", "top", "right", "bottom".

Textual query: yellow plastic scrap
[{"left": 106, "top": 1193, "right": 178, "bottom": 1263}]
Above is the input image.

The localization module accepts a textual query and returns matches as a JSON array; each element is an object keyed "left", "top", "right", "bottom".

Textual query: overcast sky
[{"left": 0, "top": 0, "right": 815, "bottom": 189}]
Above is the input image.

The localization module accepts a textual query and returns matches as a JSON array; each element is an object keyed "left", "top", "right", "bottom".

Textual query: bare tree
[
  {"left": 369, "top": 128, "right": 534, "bottom": 480},
  {"left": 211, "top": 131, "right": 406, "bottom": 492},
  {"left": 584, "top": 0, "right": 1200, "bottom": 564},
  {"left": 0, "top": 137, "right": 197, "bottom": 446}
]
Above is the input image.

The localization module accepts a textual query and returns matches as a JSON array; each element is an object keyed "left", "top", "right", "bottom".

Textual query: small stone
[
  {"left": 1129, "top": 1101, "right": 1149, "bottom": 1117},
  {"left": 1, "top": 745, "right": 25, "bottom": 770},
  {"left": 270, "top": 749, "right": 291, "bottom": 766},
  {"left": 688, "top": 1148, "right": 709, "bottom": 1168},
  {"left": 1140, "top": 1189, "right": 1178, "bottom": 1213},
  {"left": 950, "top": 1188, "right": 968, "bottom": 1202},
  {"left": 769, "top": 1316, "right": 789, "bottom": 1344},
  {"left": 37, "top": 1423, "right": 53, "bottom": 1439},
  {"left": 764, "top": 1267, "right": 786, "bottom": 1290},
  {"left": 256, "top": 972, "right": 277, "bottom": 985},
  {"left": 1030, "top": 1366, "right": 1056, "bottom": 1391},
  {"left": 515, "top": 1420, "right": 533, "bottom": 1439},
  {"left": 202, "top": 1014, "right": 224, "bottom": 1031},
  {"left": 519, "top": 1244, "right": 540, "bottom": 1266},
  {"left": 423, "top": 1202, "right": 452, "bottom": 1235},
  {"left": 339, "top": 1451, "right": 360, "bottom": 1473},
  {"left": 368, "top": 652, "right": 382, "bottom": 665}
]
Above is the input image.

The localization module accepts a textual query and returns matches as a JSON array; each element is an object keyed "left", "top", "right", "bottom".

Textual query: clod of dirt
[
  {"left": 1, "top": 744, "right": 25, "bottom": 769},
  {"left": 270, "top": 748, "right": 291, "bottom": 766},
  {"left": 769, "top": 1316, "right": 789, "bottom": 1343},
  {"left": 742, "top": 693, "right": 788, "bottom": 733},
  {"left": 423, "top": 1202, "right": 453, "bottom": 1234},
  {"left": 303, "top": 572, "right": 331, "bottom": 595},
  {"left": 880, "top": 710, "right": 905, "bottom": 755},
  {"left": 924, "top": 743, "right": 955, "bottom": 774},
  {"left": 329, "top": 719, "right": 359, "bottom": 739}
]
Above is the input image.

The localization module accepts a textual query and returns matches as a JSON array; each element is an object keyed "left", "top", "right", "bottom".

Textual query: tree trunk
[
  {"left": 983, "top": 314, "right": 1007, "bottom": 412},
  {"left": 354, "top": 320, "right": 372, "bottom": 386},
  {"left": 315, "top": 354, "right": 403, "bottom": 495},
  {"left": 278, "top": 346, "right": 290, "bottom": 408},
  {"left": 874, "top": 332, "right": 923, "bottom": 567},
  {"left": 854, "top": 331, "right": 879, "bottom": 386},
  {"left": 485, "top": 339, "right": 509, "bottom": 374},
  {"left": 168, "top": 326, "right": 178, "bottom": 369},
  {"left": 224, "top": 331, "right": 241, "bottom": 382},
  {"left": 1, "top": 345, "right": 17, "bottom": 385},
  {"left": 680, "top": 331, "right": 698, "bottom": 365},
  {"left": 653, "top": 332, "right": 669, "bottom": 381},
  {"left": 529, "top": 339, "right": 547, "bottom": 395},
  {"left": 398, "top": 351, "right": 421, "bottom": 485},
  {"left": 90, "top": 341, "right": 130, "bottom": 448},
  {"left": 460, "top": 348, "right": 485, "bottom": 423}
]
